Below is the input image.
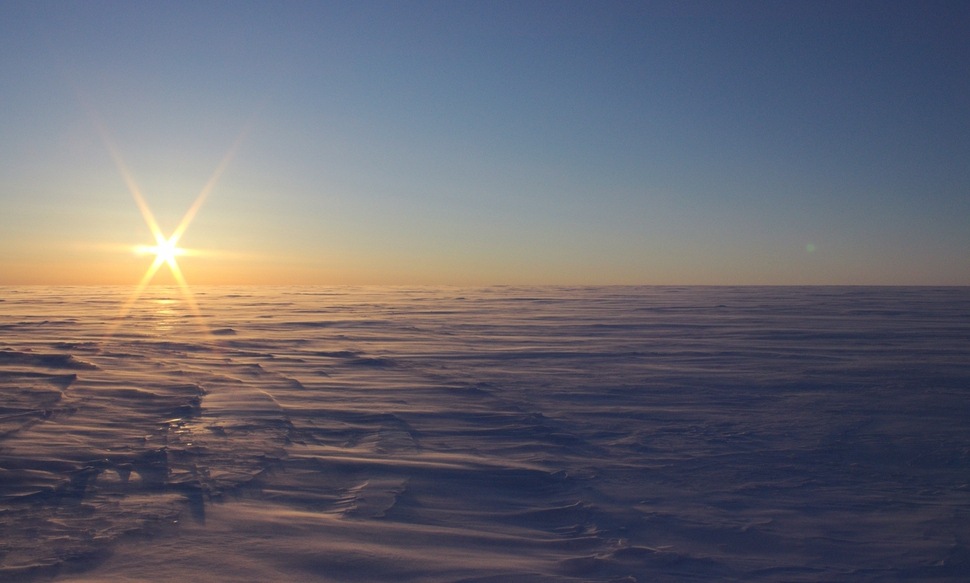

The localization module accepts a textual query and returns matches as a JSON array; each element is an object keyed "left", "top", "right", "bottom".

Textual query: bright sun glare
[{"left": 136, "top": 235, "right": 186, "bottom": 266}]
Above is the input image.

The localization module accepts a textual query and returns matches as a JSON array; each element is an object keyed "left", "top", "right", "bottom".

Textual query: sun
[
  {"left": 136, "top": 234, "right": 186, "bottom": 266},
  {"left": 93, "top": 118, "right": 252, "bottom": 339},
  {"left": 126, "top": 229, "right": 196, "bottom": 318}
]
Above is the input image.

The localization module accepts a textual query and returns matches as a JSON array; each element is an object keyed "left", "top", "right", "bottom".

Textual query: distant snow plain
[{"left": 1, "top": 285, "right": 968, "bottom": 582}]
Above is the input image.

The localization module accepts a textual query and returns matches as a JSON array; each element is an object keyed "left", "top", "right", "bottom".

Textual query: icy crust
[{"left": 0, "top": 286, "right": 968, "bottom": 581}]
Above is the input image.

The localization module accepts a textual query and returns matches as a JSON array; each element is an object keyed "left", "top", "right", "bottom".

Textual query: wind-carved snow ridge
[
  {"left": 1, "top": 286, "right": 969, "bottom": 581},
  {"left": 0, "top": 332, "right": 295, "bottom": 579}
]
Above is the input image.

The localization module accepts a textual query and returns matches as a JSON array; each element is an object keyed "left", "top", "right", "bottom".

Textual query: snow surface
[{"left": 1, "top": 286, "right": 969, "bottom": 582}]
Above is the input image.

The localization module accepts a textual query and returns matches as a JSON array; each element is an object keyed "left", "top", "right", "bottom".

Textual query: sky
[{"left": 1, "top": 0, "right": 968, "bottom": 286}]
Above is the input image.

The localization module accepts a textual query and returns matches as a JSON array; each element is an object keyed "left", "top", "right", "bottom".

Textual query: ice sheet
[{"left": 1, "top": 286, "right": 969, "bottom": 581}]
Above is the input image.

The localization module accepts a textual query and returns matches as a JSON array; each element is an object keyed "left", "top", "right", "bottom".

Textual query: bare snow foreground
[{"left": 1, "top": 286, "right": 969, "bottom": 582}]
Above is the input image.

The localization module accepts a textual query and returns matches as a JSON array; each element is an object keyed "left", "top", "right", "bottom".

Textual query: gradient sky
[{"left": 1, "top": 1, "right": 968, "bottom": 286}]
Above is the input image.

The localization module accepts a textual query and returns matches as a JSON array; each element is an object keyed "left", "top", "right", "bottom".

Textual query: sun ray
[
  {"left": 171, "top": 123, "right": 252, "bottom": 244},
  {"left": 93, "top": 120, "right": 167, "bottom": 245},
  {"left": 106, "top": 254, "right": 166, "bottom": 339}
]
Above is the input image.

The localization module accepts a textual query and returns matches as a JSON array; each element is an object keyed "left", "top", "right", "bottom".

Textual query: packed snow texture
[{"left": 1, "top": 286, "right": 968, "bottom": 582}]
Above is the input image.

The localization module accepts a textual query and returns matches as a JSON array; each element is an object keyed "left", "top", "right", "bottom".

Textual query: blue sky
[{"left": 1, "top": 1, "right": 968, "bottom": 285}]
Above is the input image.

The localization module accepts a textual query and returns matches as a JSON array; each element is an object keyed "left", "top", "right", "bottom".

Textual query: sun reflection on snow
[{"left": 150, "top": 297, "right": 179, "bottom": 333}]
